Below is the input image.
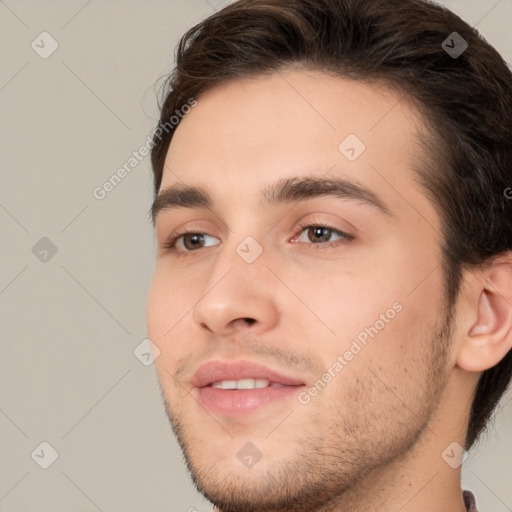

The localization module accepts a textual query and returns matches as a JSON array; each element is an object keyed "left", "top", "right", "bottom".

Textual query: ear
[{"left": 456, "top": 258, "right": 512, "bottom": 372}]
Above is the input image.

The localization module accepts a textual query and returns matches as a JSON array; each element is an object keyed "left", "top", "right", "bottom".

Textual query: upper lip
[{"left": 191, "top": 359, "right": 306, "bottom": 388}]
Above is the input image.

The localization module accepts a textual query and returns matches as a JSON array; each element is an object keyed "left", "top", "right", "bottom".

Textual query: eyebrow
[{"left": 150, "top": 175, "right": 393, "bottom": 226}]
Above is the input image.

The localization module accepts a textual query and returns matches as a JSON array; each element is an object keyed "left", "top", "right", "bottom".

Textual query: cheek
[
  {"left": 282, "top": 244, "right": 407, "bottom": 338},
  {"left": 313, "top": 302, "right": 433, "bottom": 419},
  {"left": 146, "top": 263, "right": 198, "bottom": 336},
  {"left": 146, "top": 271, "right": 168, "bottom": 339},
  {"left": 146, "top": 266, "right": 197, "bottom": 377},
  {"left": 291, "top": 273, "right": 403, "bottom": 342},
  {"left": 290, "top": 262, "right": 441, "bottom": 376}
]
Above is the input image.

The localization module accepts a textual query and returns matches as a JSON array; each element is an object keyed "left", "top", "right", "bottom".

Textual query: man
[{"left": 146, "top": 0, "right": 512, "bottom": 510}]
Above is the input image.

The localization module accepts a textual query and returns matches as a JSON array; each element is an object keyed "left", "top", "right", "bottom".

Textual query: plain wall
[{"left": 1, "top": 1, "right": 511, "bottom": 510}]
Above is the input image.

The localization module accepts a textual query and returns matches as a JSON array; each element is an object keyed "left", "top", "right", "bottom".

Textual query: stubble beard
[{"left": 159, "top": 303, "right": 455, "bottom": 512}]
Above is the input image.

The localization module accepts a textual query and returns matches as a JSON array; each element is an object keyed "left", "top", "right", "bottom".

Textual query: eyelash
[{"left": 162, "top": 222, "right": 354, "bottom": 258}]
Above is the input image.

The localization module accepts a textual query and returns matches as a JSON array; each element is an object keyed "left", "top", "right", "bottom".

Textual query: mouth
[
  {"left": 191, "top": 359, "right": 306, "bottom": 416},
  {"left": 210, "top": 379, "right": 292, "bottom": 389}
]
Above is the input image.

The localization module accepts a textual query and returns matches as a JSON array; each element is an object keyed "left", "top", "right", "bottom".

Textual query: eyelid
[
  {"left": 293, "top": 225, "right": 353, "bottom": 243},
  {"left": 161, "top": 230, "right": 219, "bottom": 254},
  {"left": 161, "top": 219, "right": 354, "bottom": 258},
  {"left": 157, "top": 218, "right": 218, "bottom": 248},
  {"left": 292, "top": 216, "right": 355, "bottom": 241},
  {"left": 174, "top": 231, "right": 220, "bottom": 253}
]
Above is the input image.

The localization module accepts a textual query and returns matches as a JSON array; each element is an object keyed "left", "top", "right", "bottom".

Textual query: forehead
[{"left": 160, "top": 68, "right": 437, "bottom": 227}]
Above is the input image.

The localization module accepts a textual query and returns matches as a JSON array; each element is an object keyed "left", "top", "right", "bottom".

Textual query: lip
[
  {"left": 191, "top": 359, "right": 306, "bottom": 388},
  {"left": 191, "top": 359, "right": 306, "bottom": 417}
]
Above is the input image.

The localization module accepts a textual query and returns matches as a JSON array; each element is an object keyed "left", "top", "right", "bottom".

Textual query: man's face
[{"left": 147, "top": 69, "right": 456, "bottom": 511}]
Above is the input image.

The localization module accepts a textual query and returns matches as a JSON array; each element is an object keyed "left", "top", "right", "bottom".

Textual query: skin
[{"left": 146, "top": 68, "right": 512, "bottom": 512}]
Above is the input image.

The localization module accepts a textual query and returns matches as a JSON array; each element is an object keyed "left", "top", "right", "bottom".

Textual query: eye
[
  {"left": 163, "top": 231, "right": 220, "bottom": 256},
  {"left": 161, "top": 223, "right": 354, "bottom": 257},
  {"left": 292, "top": 223, "right": 354, "bottom": 249}
]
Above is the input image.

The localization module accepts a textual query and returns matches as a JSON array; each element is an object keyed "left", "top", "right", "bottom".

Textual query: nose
[{"left": 192, "top": 242, "right": 279, "bottom": 336}]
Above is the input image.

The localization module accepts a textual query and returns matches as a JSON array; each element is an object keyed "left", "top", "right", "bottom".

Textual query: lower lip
[{"left": 196, "top": 385, "right": 304, "bottom": 417}]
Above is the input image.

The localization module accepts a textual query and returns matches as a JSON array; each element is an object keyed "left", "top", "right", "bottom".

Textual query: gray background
[{"left": 1, "top": 1, "right": 511, "bottom": 511}]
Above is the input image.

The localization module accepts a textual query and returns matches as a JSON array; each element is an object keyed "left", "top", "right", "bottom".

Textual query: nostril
[
  {"left": 200, "top": 322, "right": 214, "bottom": 332},
  {"left": 244, "top": 318, "right": 256, "bottom": 325}
]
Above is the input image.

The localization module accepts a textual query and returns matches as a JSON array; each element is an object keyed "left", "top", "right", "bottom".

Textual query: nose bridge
[
  {"left": 191, "top": 228, "right": 278, "bottom": 334},
  {"left": 204, "top": 228, "right": 269, "bottom": 297}
]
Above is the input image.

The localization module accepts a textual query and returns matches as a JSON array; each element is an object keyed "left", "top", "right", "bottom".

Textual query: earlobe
[{"left": 457, "top": 261, "right": 512, "bottom": 372}]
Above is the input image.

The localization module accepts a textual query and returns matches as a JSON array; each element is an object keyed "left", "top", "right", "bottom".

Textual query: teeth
[{"left": 211, "top": 378, "right": 271, "bottom": 390}]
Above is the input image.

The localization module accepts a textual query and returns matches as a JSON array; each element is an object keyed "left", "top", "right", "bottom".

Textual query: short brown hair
[{"left": 150, "top": 0, "right": 512, "bottom": 451}]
